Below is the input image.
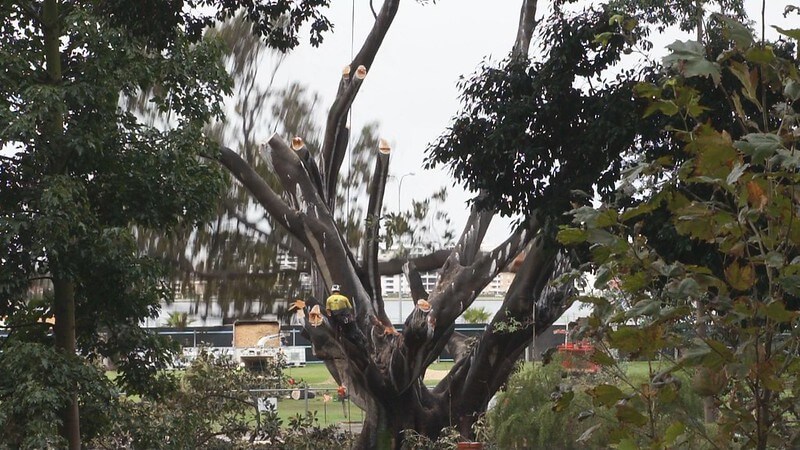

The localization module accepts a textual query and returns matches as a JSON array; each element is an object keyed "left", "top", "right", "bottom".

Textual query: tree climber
[
  {"left": 325, "top": 284, "right": 368, "bottom": 347},
  {"left": 325, "top": 284, "right": 354, "bottom": 330}
]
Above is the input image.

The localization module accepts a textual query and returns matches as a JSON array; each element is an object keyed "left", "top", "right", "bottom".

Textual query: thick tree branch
[
  {"left": 444, "top": 331, "right": 472, "bottom": 364},
  {"left": 447, "top": 194, "right": 494, "bottom": 267},
  {"left": 393, "top": 217, "right": 539, "bottom": 392},
  {"left": 214, "top": 147, "right": 300, "bottom": 233},
  {"left": 403, "top": 260, "right": 429, "bottom": 303},
  {"left": 363, "top": 141, "right": 391, "bottom": 318},
  {"left": 429, "top": 216, "right": 539, "bottom": 329},
  {"left": 512, "top": 0, "right": 538, "bottom": 58},
  {"left": 377, "top": 249, "right": 451, "bottom": 275},
  {"left": 436, "top": 238, "right": 574, "bottom": 435},
  {"left": 325, "top": 124, "right": 351, "bottom": 206},
  {"left": 321, "top": 0, "right": 400, "bottom": 204},
  {"left": 267, "top": 134, "right": 381, "bottom": 330},
  {"left": 291, "top": 137, "right": 326, "bottom": 200},
  {"left": 350, "top": 0, "right": 400, "bottom": 72}
]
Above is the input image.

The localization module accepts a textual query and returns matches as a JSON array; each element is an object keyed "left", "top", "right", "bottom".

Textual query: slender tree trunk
[
  {"left": 695, "top": 300, "right": 717, "bottom": 424},
  {"left": 43, "top": 1, "right": 80, "bottom": 447},
  {"left": 53, "top": 278, "right": 81, "bottom": 450}
]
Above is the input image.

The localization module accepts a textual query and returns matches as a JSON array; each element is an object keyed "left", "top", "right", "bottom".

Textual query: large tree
[
  {"left": 212, "top": 1, "right": 588, "bottom": 447},
  {"left": 0, "top": 1, "right": 332, "bottom": 448},
  {"left": 212, "top": 0, "right": 776, "bottom": 447}
]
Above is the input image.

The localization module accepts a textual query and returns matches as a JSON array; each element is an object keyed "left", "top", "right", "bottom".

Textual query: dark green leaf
[
  {"left": 713, "top": 14, "right": 754, "bottom": 49},
  {"left": 588, "top": 384, "right": 624, "bottom": 407},
  {"left": 615, "top": 404, "right": 648, "bottom": 426},
  {"left": 772, "top": 26, "right": 800, "bottom": 40}
]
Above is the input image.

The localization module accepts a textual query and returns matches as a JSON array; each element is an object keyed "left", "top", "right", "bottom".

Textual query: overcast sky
[{"left": 267, "top": 0, "right": 794, "bottom": 248}]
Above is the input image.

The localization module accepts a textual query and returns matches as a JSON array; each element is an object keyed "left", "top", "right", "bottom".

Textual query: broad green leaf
[
  {"left": 779, "top": 274, "right": 800, "bottom": 296},
  {"left": 734, "top": 133, "right": 782, "bottom": 165},
  {"left": 727, "top": 60, "right": 760, "bottom": 108},
  {"left": 591, "top": 349, "right": 615, "bottom": 366},
  {"left": 616, "top": 438, "right": 638, "bottom": 450},
  {"left": 608, "top": 327, "right": 645, "bottom": 353},
  {"left": 669, "top": 277, "right": 701, "bottom": 299},
  {"left": 615, "top": 404, "right": 648, "bottom": 426},
  {"left": 705, "top": 339, "right": 734, "bottom": 362},
  {"left": 765, "top": 251, "right": 785, "bottom": 269},
  {"left": 621, "top": 272, "right": 649, "bottom": 292},
  {"left": 725, "top": 261, "right": 756, "bottom": 291},
  {"left": 552, "top": 390, "right": 575, "bottom": 412},
  {"left": 663, "top": 40, "right": 721, "bottom": 85},
  {"left": 744, "top": 46, "right": 776, "bottom": 64},
  {"left": 686, "top": 126, "right": 738, "bottom": 179},
  {"left": 558, "top": 227, "right": 588, "bottom": 245},
  {"left": 785, "top": 79, "right": 800, "bottom": 101},
  {"left": 633, "top": 82, "right": 661, "bottom": 99},
  {"left": 589, "top": 384, "right": 625, "bottom": 407},
  {"left": 664, "top": 422, "right": 686, "bottom": 445},
  {"left": 571, "top": 205, "right": 600, "bottom": 223},
  {"left": 772, "top": 26, "right": 800, "bottom": 40},
  {"left": 658, "top": 384, "right": 679, "bottom": 403},
  {"left": 587, "top": 228, "right": 618, "bottom": 246},
  {"left": 679, "top": 341, "right": 712, "bottom": 367},
  {"left": 713, "top": 14, "right": 754, "bottom": 49},
  {"left": 762, "top": 301, "right": 796, "bottom": 323},
  {"left": 626, "top": 298, "right": 660, "bottom": 319},
  {"left": 595, "top": 209, "right": 619, "bottom": 227},
  {"left": 643, "top": 100, "right": 679, "bottom": 117},
  {"left": 619, "top": 200, "right": 659, "bottom": 221}
]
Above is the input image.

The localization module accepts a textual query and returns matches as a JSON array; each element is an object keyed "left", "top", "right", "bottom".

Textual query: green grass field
[
  {"left": 109, "top": 360, "right": 673, "bottom": 429},
  {"left": 274, "top": 361, "right": 457, "bottom": 425}
]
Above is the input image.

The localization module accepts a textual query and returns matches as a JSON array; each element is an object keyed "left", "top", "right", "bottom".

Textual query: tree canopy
[{"left": 0, "top": 0, "right": 332, "bottom": 447}]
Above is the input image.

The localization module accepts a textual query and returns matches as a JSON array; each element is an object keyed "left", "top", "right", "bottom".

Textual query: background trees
[
  {"left": 557, "top": 7, "right": 800, "bottom": 449},
  {"left": 0, "top": 1, "right": 331, "bottom": 447}
]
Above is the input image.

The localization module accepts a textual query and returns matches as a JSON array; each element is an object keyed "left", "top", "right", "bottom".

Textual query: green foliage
[
  {"left": 88, "top": 349, "right": 351, "bottom": 449},
  {"left": 486, "top": 362, "right": 609, "bottom": 450},
  {"left": 559, "top": 11, "right": 800, "bottom": 449},
  {"left": 401, "top": 426, "right": 461, "bottom": 449},
  {"left": 462, "top": 307, "right": 491, "bottom": 324},
  {"left": 427, "top": 5, "right": 648, "bottom": 216},
  {"left": 165, "top": 311, "right": 193, "bottom": 330},
  {"left": 0, "top": 341, "right": 117, "bottom": 449},
  {"left": 279, "top": 411, "right": 354, "bottom": 450},
  {"left": 98, "top": 0, "right": 332, "bottom": 51}
]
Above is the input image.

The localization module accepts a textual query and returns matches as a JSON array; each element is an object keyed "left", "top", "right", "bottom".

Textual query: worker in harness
[
  {"left": 325, "top": 284, "right": 354, "bottom": 329},
  {"left": 325, "top": 284, "right": 369, "bottom": 348}
]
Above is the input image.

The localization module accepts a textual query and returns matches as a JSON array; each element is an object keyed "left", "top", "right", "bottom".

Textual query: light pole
[
  {"left": 393, "top": 172, "right": 415, "bottom": 323},
  {"left": 396, "top": 172, "right": 416, "bottom": 217}
]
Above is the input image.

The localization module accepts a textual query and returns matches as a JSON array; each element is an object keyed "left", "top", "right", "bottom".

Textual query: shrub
[{"left": 486, "top": 361, "right": 609, "bottom": 450}]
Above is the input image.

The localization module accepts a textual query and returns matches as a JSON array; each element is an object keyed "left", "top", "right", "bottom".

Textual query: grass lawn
[
  {"left": 273, "top": 393, "right": 366, "bottom": 426},
  {"left": 284, "top": 363, "right": 337, "bottom": 387},
  {"left": 271, "top": 361, "right": 457, "bottom": 426},
  {"left": 109, "top": 359, "right": 681, "bottom": 431}
]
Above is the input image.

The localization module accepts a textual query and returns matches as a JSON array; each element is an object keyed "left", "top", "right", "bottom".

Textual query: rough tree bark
[{"left": 215, "top": 1, "right": 573, "bottom": 448}]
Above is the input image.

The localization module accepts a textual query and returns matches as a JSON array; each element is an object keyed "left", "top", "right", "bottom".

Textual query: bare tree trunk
[{"left": 53, "top": 278, "right": 81, "bottom": 450}]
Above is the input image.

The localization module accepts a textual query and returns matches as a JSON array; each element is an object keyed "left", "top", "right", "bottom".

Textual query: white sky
[{"left": 268, "top": 0, "right": 795, "bottom": 248}]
